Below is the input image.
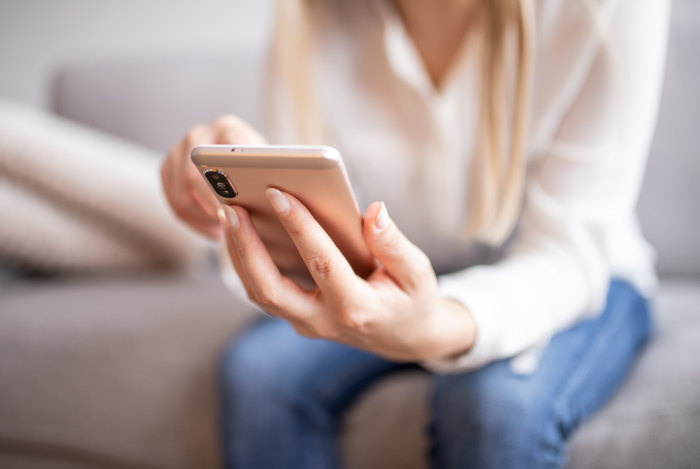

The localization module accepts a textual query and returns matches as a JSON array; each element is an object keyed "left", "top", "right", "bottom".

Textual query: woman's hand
[
  {"left": 161, "top": 115, "right": 267, "bottom": 239},
  {"left": 220, "top": 188, "right": 478, "bottom": 363}
]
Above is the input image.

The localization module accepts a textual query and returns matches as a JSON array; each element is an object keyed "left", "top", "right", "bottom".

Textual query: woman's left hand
[{"left": 220, "top": 188, "right": 477, "bottom": 363}]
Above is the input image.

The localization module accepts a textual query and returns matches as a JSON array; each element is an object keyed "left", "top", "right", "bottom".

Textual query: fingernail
[
  {"left": 375, "top": 202, "right": 389, "bottom": 231},
  {"left": 265, "top": 188, "right": 290, "bottom": 214},
  {"left": 222, "top": 205, "right": 239, "bottom": 229}
]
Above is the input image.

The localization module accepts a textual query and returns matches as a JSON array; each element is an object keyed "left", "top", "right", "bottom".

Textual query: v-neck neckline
[{"left": 377, "top": 0, "right": 479, "bottom": 102}]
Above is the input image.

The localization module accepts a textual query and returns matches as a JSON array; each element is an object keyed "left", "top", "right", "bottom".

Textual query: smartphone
[{"left": 191, "top": 144, "right": 375, "bottom": 282}]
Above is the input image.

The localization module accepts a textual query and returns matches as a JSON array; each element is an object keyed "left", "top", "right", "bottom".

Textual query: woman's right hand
[{"left": 161, "top": 115, "right": 267, "bottom": 239}]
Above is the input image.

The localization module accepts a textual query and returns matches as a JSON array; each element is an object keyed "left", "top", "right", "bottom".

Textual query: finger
[
  {"left": 218, "top": 208, "right": 257, "bottom": 301},
  {"left": 190, "top": 115, "right": 265, "bottom": 226},
  {"left": 265, "top": 188, "right": 359, "bottom": 303},
  {"left": 164, "top": 125, "right": 220, "bottom": 223},
  {"left": 221, "top": 204, "right": 315, "bottom": 319},
  {"left": 186, "top": 163, "right": 220, "bottom": 217},
  {"left": 178, "top": 126, "right": 221, "bottom": 220},
  {"left": 161, "top": 157, "right": 223, "bottom": 238},
  {"left": 363, "top": 202, "right": 434, "bottom": 292},
  {"left": 162, "top": 168, "right": 221, "bottom": 237}
]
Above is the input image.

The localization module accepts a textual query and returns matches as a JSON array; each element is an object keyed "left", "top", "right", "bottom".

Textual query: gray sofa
[{"left": 1, "top": 2, "right": 699, "bottom": 468}]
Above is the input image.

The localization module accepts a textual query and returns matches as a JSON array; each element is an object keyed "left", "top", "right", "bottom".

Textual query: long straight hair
[{"left": 273, "top": 0, "right": 536, "bottom": 245}]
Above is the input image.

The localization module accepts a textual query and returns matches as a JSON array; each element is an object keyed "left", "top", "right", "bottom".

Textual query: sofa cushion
[
  {"left": 0, "top": 273, "right": 255, "bottom": 469},
  {"left": 1, "top": 277, "right": 698, "bottom": 469}
]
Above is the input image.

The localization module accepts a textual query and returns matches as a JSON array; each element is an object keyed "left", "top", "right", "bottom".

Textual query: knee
[
  {"left": 218, "top": 318, "right": 328, "bottom": 403},
  {"left": 218, "top": 319, "right": 288, "bottom": 397},
  {"left": 219, "top": 332, "right": 253, "bottom": 393},
  {"left": 218, "top": 319, "right": 341, "bottom": 432},
  {"left": 433, "top": 372, "right": 544, "bottom": 442},
  {"left": 431, "top": 369, "right": 566, "bottom": 468}
]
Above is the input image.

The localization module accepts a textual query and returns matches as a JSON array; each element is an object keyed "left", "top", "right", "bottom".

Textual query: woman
[{"left": 161, "top": 0, "right": 669, "bottom": 467}]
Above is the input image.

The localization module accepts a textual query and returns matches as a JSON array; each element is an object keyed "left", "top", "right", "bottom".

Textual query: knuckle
[
  {"left": 213, "top": 114, "right": 242, "bottom": 129},
  {"left": 254, "top": 288, "right": 281, "bottom": 310},
  {"left": 294, "top": 325, "right": 317, "bottom": 339},
  {"left": 313, "top": 323, "right": 340, "bottom": 341},
  {"left": 404, "top": 252, "right": 433, "bottom": 289},
  {"left": 235, "top": 241, "right": 257, "bottom": 262},
  {"left": 209, "top": 115, "right": 266, "bottom": 144},
  {"left": 245, "top": 289, "right": 258, "bottom": 305},
  {"left": 338, "top": 308, "right": 370, "bottom": 332},
  {"left": 183, "top": 125, "right": 206, "bottom": 147},
  {"left": 284, "top": 216, "right": 310, "bottom": 237},
  {"left": 378, "top": 231, "right": 402, "bottom": 253},
  {"left": 294, "top": 327, "right": 314, "bottom": 338},
  {"left": 308, "top": 253, "right": 334, "bottom": 279}
]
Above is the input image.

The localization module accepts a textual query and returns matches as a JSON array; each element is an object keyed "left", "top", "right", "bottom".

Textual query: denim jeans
[{"left": 219, "top": 279, "right": 651, "bottom": 469}]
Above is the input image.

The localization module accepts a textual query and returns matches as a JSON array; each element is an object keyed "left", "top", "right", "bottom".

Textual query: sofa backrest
[
  {"left": 52, "top": 0, "right": 700, "bottom": 278},
  {"left": 637, "top": 0, "right": 700, "bottom": 278},
  {"left": 53, "top": 45, "right": 267, "bottom": 154}
]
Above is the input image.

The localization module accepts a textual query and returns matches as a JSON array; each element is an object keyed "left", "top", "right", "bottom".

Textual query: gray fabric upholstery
[
  {"left": 566, "top": 281, "right": 700, "bottom": 469},
  {"left": 2, "top": 278, "right": 699, "bottom": 469},
  {"left": 0, "top": 272, "right": 254, "bottom": 468},
  {"left": 637, "top": 0, "right": 700, "bottom": 277},
  {"left": 52, "top": 47, "right": 265, "bottom": 154}
]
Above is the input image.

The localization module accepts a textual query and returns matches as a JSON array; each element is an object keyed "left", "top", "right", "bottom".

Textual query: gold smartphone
[{"left": 191, "top": 144, "right": 375, "bottom": 282}]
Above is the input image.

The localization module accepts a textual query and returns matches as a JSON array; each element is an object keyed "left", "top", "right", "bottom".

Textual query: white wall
[{"left": 0, "top": 0, "right": 272, "bottom": 108}]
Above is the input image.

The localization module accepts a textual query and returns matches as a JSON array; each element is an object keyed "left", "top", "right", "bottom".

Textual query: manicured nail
[
  {"left": 375, "top": 202, "right": 389, "bottom": 231},
  {"left": 222, "top": 205, "right": 239, "bottom": 229},
  {"left": 266, "top": 188, "right": 290, "bottom": 214}
]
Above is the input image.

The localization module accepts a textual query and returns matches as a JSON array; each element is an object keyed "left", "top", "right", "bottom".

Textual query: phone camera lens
[{"left": 205, "top": 170, "right": 237, "bottom": 199}]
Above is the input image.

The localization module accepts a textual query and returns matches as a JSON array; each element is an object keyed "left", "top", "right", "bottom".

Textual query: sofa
[{"left": 1, "top": 1, "right": 699, "bottom": 467}]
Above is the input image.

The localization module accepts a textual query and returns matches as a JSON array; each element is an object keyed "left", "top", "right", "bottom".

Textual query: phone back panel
[{"left": 191, "top": 145, "right": 375, "bottom": 283}]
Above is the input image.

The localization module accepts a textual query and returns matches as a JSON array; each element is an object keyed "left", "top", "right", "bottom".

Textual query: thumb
[
  {"left": 363, "top": 202, "right": 434, "bottom": 292},
  {"left": 212, "top": 115, "right": 268, "bottom": 145}
]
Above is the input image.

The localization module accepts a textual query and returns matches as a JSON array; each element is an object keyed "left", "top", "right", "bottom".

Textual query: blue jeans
[{"left": 219, "top": 280, "right": 651, "bottom": 469}]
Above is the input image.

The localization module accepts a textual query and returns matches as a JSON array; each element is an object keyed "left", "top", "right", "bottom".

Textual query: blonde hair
[
  {"left": 470, "top": 0, "right": 535, "bottom": 243},
  {"left": 272, "top": 0, "right": 324, "bottom": 144},
  {"left": 273, "top": 0, "right": 536, "bottom": 244}
]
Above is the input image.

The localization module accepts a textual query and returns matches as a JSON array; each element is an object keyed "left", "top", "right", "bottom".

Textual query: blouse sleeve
[{"left": 424, "top": 0, "right": 670, "bottom": 373}]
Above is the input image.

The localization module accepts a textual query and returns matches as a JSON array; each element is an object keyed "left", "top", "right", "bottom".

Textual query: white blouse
[{"left": 229, "top": 0, "right": 669, "bottom": 373}]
